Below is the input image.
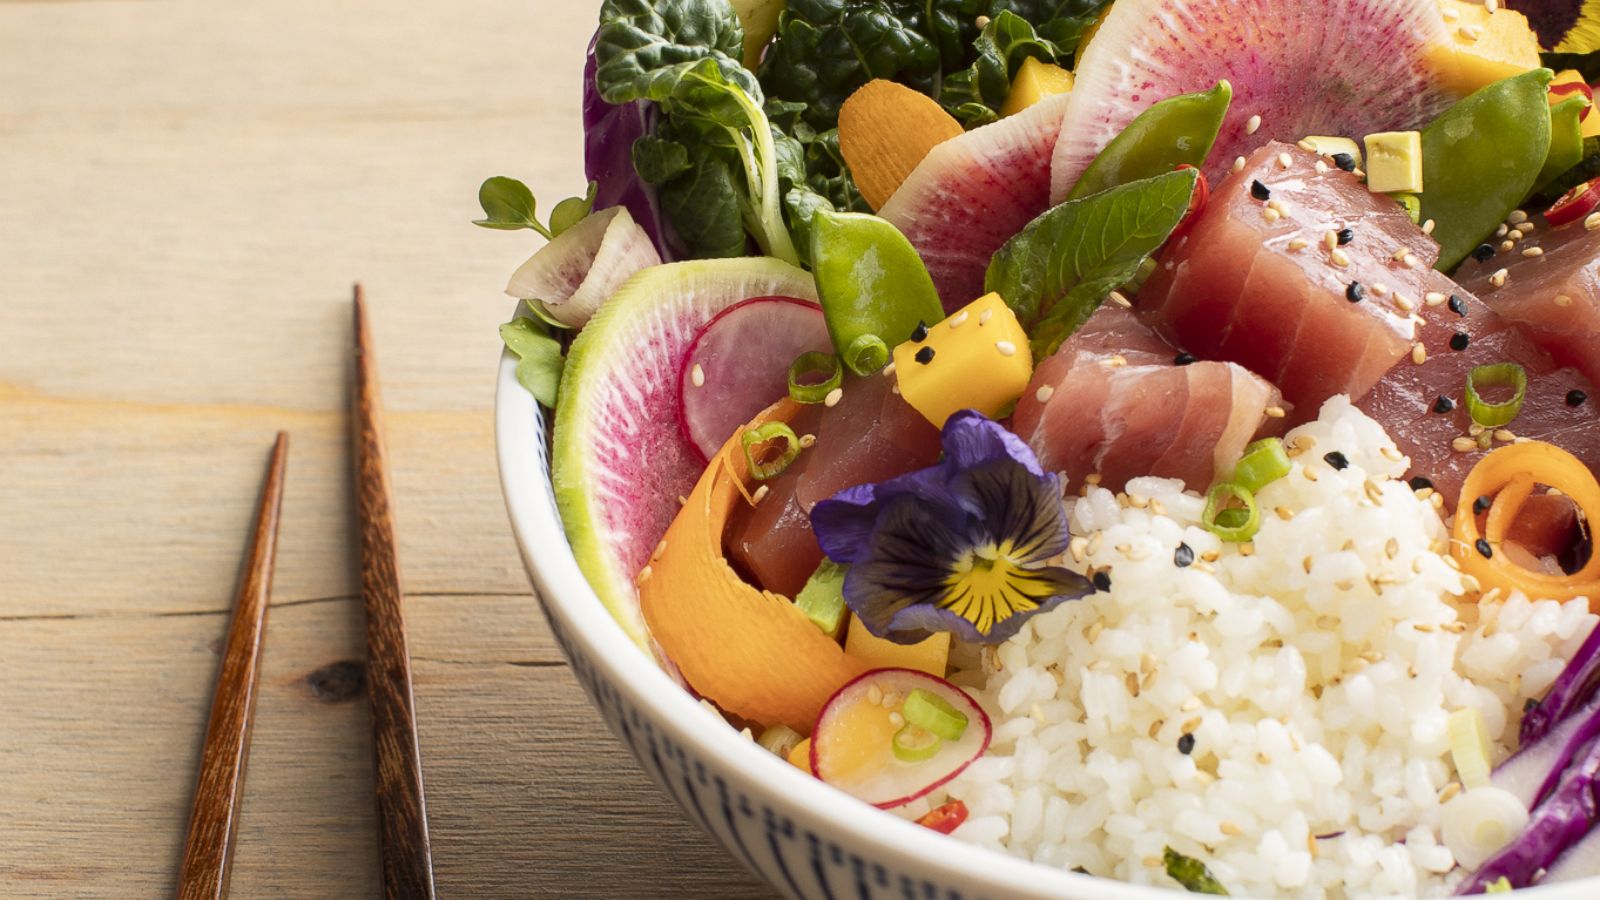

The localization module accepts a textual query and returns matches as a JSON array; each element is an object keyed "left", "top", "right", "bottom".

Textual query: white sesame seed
[
  {"left": 1108, "top": 290, "right": 1131, "bottom": 309},
  {"left": 1458, "top": 23, "right": 1483, "bottom": 41},
  {"left": 1442, "top": 4, "right": 1459, "bottom": 18},
  {"left": 1035, "top": 385, "right": 1055, "bottom": 403},
  {"left": 1298, "top": 140, "right": 1315, "bottom": 152},
  {"left": 1232, "top": 155, "right": 1247, "bottom": 173},
  {"left": 1588, "top": 212, "right": 1600, "bottom": 231},
  {"left": 1324, "top": 230, "right": 1339, "bottom": 250},
  {"left": 636, "top": 564, "right": 653, "bottom": 583},
  {"left": 690, "top": 363, "right": 705, "bottom": 387},
  {"left": 1372, "top": 282, "right": 1389, "bottom": 296},
  {"left": 1556, "top": 294, "right": 1574, "bottom": 307},
  {"left": 1516, "top": 222, "right": 1536, "bottom": 234},
  {"left": 1266, "top": 405, "right": 1286, "bottom": 419},
  {"left": 1523, "top": 246, "right": 1545, "bottom": 258},
  {"left": 1485, "top": 0, "right": 1499, "bottom": 12},
  {"left": 1331, "top": 248, "right": 1351, "bottom": 267},
  {"left": 1392, "top": 247, "right": 1410, "bottom": 262},
  {"left": 1267, "top": 198, "right": 1286, "bottom": 213},
  {"left": 1422, "top": 219, "right": 1436, "bottom": 234},
  {"left": 1496, "top": 224, "right": 1509, "bottom": 238},
  {"left": 799, "top": 433, "right": 817, "bottom": 448},
  {"left": 947, "top": 311, "right": 969, "bottom": 328},
  {"left": 824, "top": 387, "right": 843, "bottom": 407},
  {"left": 1425, "top": 291, "right": 1446, "bottom": 306},
  {"left": 1287, "top": 238, "right": 1310, "bottom": 251},
  {"left": 979, "top": 309, "right": 993, "bottom": 325},
  {"left": 1500, "top": 239, "right": 1515, "bottom": 253},
  {"left": 1402, "top": 252, "right": 1419, "bottom": 268},
  {"left": 752, "top": 484, "right": 770, "bottom": 504},
  {"left": 883, "top": 362, "right": 896, "bottom": 376},
  {"left": 1315, "top": 160, "right": 1330, "bottom": 175},
  {"left": 1394, "top": 293, "right": 1416, "bottom": 311},
  {"left": 995, "top": 340, "right": 1017, "bottom": 357},
  {"left": 1263, "top": 208, "right": 1281, "bottom": 223},
  {"left": 1452, "top": 436, "right": 1478, "bottom": 452},
  {"left": 1494, "top": 428, "right": 1516, "bottom": 442},
  {"left": 1411, "top": 342, "right": 1427, "bottom": 364},
  {"left": 1278, "top": 152, "right": 1293, "bottom": 169},
  {"left": 1245, "top": 114, "right": 1262, "bottom": 135},
  {"left": 1508, "top": 208, "right": 1528, "bottom": 225},
  {"left": 1489, "top": 268, "right": 1509, "bottom": 288}
]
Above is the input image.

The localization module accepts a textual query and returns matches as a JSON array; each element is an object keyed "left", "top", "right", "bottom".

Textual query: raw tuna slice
[
  {"left": 1012, "top": 307, "right": 1282, "bottom": 492},
  {"left": 1050, "top": 0, "right": 1455, "bottom": 198},
  {"left": 878, "top": 93, "right": 1071, "bottom": 313},
  {"left": 1456, "top": 219, "right": 1600, "bottom": 388},
  {"left": 1355, "top": 272, "right": 1600, "bottom": 507},
  {"left": 723, "top": 371, "right": 942, "bottom": 596},
  {"left": 1141, "top": 143, "right": 1438, "bottom": 416}
]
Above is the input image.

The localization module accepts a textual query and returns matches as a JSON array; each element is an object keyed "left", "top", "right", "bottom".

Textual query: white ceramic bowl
[{"left": 495, "top": 345, "right": 1592, "bottom": 900}]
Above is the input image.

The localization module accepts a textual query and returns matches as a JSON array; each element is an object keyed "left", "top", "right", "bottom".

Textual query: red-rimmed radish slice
[
  {"left": 1544, "top": 176, "right": 1600, "bottom": 227},
  {"left": 810, "top": 668, "right": 991, "bottom": 809},
  {"left": 675, "top": 296, "right": 832, "bottom": 464}
]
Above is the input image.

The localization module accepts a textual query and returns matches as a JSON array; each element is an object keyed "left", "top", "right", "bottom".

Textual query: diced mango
[
  {"left": 1074, "top": 6, "right": 1112, "bottom": 69},
  {"left": 1001, "top": 57, "right": 1075, "bottom": 117},
  {"left": 891, "top": 293, "right": 1033, "bottom": 429},
  {"left": 845, "top": 614, "right": 951, "bottom": 677},
  {"left": 1553, "top": 70, "right": 1600, "bottom": 140},
  {"left": 1301, "top": 135, "right": 1363, "bottom": 168},
  {"left": 1427, "top": 0, "right": 1541, "bottom": 96},
  {"left": 1364, "top": 131, "right": 1424, "bottom": 194},
  {"left": 787, "top": 737, "right": 812, "bottom": 771}
]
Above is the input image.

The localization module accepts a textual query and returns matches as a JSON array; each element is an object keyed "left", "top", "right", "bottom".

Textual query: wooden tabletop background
[{"left": 0, "top": 1, "right": 773, "bottom": 895}]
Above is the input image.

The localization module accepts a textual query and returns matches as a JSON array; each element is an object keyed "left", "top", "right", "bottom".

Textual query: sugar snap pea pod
[
  {"left": 1538, "top": 93, "right": 1589, "bottom": 194},
  {"left": 1420, "top": 68, "right": 1553, "bottom": 272},
  {"left": 809, "top": 210, "right": 946, "bottom": 375},
  {"left": 1066, "top": 80, "right": 1232, "bottom": 201}
]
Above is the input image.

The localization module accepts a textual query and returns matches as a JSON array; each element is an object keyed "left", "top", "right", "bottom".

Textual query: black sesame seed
[
  {"left": 1323, "top": 451, "right": 1350, "bottom": 470},
  {"left": 1473, "top": 494, "right": 1492, "bottom": 515},
  {"left": 914, "top": 346, "right": 935, "bottom": 365},
  {"left": 1475, "top": 538, "right": 1494, "bottom": 559},
  {"left": 1336, "top": 228, "right": 1354, "bottom": 245},
  {"left": 1525, "top": 698, "right": 1541, "bottom": 714},
  {"left": 1449, "top": 332, "right": 1470, "bottom": 352},
  {"left": 910, "top": 321, "right": 929, "bottom": 342},
  {"left": 1346, "top": 281, "right": 1365, "bottom": 303},
  {"left": 1250, "top": 179, "right": 1271, "bottom": 201},
  {"left": 1332, "top": 152, "right": 1356, "bottom": 172},
  {"left": 1448, "top": 294, "right": 1468, "bottom": 316},
  {"left": 1472, "top": 243, "right": 1496, "bottom": 262},
  {"left": 1177, "top": 733, "right": 1196, "bottom": 755},
  {"left": 1432, "top": 395, "right": 1455, "bottom": 414},
  {"left": 1174, "top": 543, "right": 1195, "bottom": 568},
  {"left": 1092, "top": 571, "right": 1112, "bottom": 592},
  {"left": 1568, "top": 389, "right": 1588, "bottom": 407},
  {"left": 1174, "top": 352, "right": 1196, "bottom": 366},
  {"left": 1408, "top": 476, "right": 1433, "bottom": 492}
]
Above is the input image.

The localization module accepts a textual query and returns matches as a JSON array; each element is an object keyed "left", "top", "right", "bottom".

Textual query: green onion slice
[
  {"left": 891, "top": 724, "right": 942, "bottom": 762},
  {"left": 1233, "top": 438, "right": 1291, "bottom": 493},
  {"left": 741, "top": 422, "right": 802, "bottom": 481},
  {"left": 1465, "top": 363, "right": 1527, "bottom": 428},
  {"left": 1203, "top": 481, "right": 1260, "bottom": 543},
  {"left": 756, "top": 724, "right": 803, "bottom": 758},
  {"left": 901, "top": 688, "right": 969, "bottom": 741},
  {"left": 843, "top": 333, "right": 890, "bottom": 375},
  {"left": 787, "top": 351, "right": 843, "bottom": 404}
]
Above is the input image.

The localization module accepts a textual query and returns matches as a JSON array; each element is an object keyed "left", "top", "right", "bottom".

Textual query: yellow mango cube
[
  {"left": 1427, "top": 0, "right": 1541, "bottom": 96},
  {"left": 892, "top": 293, "right": 1033, "bottom": 429},
  {"left": 1364, "top": 131, "right": 1424, "bottom": 194},
  {"left": 845, "top": 614, "right": 951, "bottom": 677},
  {"left": 787, "top": 737, "right": 812, "bottom": 771},
  {"left": 1001, "top": 57, "right": 1075, "bottom": 117},
  {"left": 1553, "top": 70, "right": 1600, "bottom": 140}
]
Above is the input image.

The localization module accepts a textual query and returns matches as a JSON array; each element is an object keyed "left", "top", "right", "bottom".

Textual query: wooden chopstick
[
  {"left": 351, "top": 284, "right": 437, "bottom": 900},
  {"left": 178, "top": 431, "right": 290, "bottom": 900}
]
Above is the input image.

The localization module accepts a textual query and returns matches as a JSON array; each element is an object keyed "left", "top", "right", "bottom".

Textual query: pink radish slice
[
  {"left": 675, "top": 296, "right": 832, "bottom": 464},
  {"left": 810, "top": 668, "right": 992, "bottom": 809}
]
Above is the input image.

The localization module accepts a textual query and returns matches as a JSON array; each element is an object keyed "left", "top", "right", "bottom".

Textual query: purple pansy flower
[{"left": 809, "top": 410, "right": 1090, "bottom": 645}]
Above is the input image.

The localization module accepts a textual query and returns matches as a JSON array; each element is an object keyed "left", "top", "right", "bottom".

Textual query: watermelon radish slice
[
  {"left": 878, "top": 93, "right": 1072, "bottom": 312},
  {"left": 1050, "top": 0, "right": 1456, "bottom": 200},
  {"left": 675, "top": 296, "right": 831, "bottom": 464},
  {"left": 810, "top": 668, "right": 991, "bottom": 809},
  {"left": 505, "top": 206, "right": 661, "bottom": 328},
  {"left": 552, "top": 258, "right": 818, "bottom": 648}
]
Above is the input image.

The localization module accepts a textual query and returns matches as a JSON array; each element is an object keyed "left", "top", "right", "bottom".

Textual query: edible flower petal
[{"left": 810, "top": 410, "right": 1089, "bottom": 644}]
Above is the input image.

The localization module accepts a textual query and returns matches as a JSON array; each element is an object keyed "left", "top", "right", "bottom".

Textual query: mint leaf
[
  {"left": 985, "top": 167, "right": 1197, "bottom": 357},
  {"left": 475, "top": 176, "right": 545, "bottom": 234},
  {"left": 1163, "top": 847, "right": 1229, "bottom": 895},
  {"left": 548, "top": 182, "right": 598, "bottom": 237},
  {"left": 500, "top": 315, "right": 564, "bottom": 407}
]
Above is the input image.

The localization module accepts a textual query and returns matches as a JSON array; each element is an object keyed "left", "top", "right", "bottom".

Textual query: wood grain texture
[
  {"left": 178, "top": 433, "right": 290, "bottom": 900},
  {"left": 352, "top": 289, "right": 437, "bottom": 899},
  {"left": 0, "top": 1, "right": 776, "bottom": 896}
]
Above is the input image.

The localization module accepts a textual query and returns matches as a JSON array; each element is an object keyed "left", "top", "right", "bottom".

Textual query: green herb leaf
[
  {"left": 1163, "top": 847, "right": 1229, "bottom": 895},
  {"left": 985, "top": 167, "right": 1198, "bottom": 356},
  {"left": 658, "top": 152, "right": 749, "bottom": 259},
  {"left": 594, "top": 0, "right": 755, "bottom": 105},
  {"left": 1419, "top": 69, "right": 1554, "bottom": 272},
  {"left": 548, "top": 182, "right": 598, "bottom": 237},
  {"left": 1068, "top": 80, "right": 1232, "bottom": 200},
  {"left": 633, "top": 136, "right": 693, "bottom": 184},
  {"left": 500, "top": 315, "right": 564, "bottom": 408},
  {"left": 475, "top": 176, "right": 546, "bottom": 234}
]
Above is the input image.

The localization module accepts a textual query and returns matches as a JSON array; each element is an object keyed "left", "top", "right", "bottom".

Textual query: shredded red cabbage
[
  {"left": 1458, "top": 731, "right": 1600, "bottom": 893},
  {"left": 1521, "top": 623, "right": 1600, "bottom": 745},
  {"left": 582, "top": 30, "right": 673, "bottom": 260}
]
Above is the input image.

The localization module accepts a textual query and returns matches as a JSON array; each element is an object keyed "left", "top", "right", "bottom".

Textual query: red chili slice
[
  {"left": 1171, "top": 164, "right": 1209, "bottom": 241},
  {"left": 1545, "top": 176, "right": 1600, "bottom": 228},
  {"left": 914, "top": 800, "right": 969, "bottom": 835},
  {"left": 1550, "top": 80, "right": 1595, "bottom": 122}
]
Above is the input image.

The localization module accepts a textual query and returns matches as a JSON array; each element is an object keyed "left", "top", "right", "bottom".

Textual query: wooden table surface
[{"left": 0, "top": 2, "right": 773, "bottom": 896}]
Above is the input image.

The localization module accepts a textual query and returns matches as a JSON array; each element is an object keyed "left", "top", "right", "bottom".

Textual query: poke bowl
[{"left": 492, "top": 0, "right": 1600, "bottom": 896}]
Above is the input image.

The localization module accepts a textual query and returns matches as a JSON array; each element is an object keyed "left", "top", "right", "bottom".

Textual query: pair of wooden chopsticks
[{"left": 176, "top": 286, "right": 436, "bottom": 899}]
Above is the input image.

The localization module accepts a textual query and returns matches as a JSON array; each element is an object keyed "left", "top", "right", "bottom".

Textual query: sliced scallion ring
[
  {"left": 891, "top": 724, "right": 942, "bottom": 762},
  {"left": 741, "top": 422, "right": 802, "bottom": 481},
  {"left": 843, "top": 333, "right": 890, "bottom": 375},
  {"left": 1203, "top": 481, "right": 1260, "bottom": 542},
  {"left": 787, "top": 351, "right": 843, "bottom": 404},
  {"left": 1233, "top": 437, "right": 1291, "bottom": 493},
  {"left": 901, "top": 688, "right": 969, "bottom": 741},
  {"left": 1465, "top": 363, "right": 1527, "bottom": 428}
]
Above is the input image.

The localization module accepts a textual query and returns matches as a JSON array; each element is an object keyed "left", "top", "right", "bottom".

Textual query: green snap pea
[
  {"left": 1538, "top": 93, "right": 1589, "bottom": 194},
  {"left": 1067, "top": 80, "right": 1232, "bottom": 200},
  {"left": 809, "top": 210, "right": 946, "bottom": 375},
  {"left": 1420, "top": 68, "right": 1553, "bottom": 272}
]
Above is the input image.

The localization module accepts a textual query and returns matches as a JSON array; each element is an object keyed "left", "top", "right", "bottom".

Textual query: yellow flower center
[{"left": 940, "top": 540, "right": 1046, "bottom": 635}]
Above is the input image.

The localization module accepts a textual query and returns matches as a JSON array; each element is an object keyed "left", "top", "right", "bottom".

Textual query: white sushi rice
[{"left": 922, "top": 397, "right": 1597, "bottom": 898}]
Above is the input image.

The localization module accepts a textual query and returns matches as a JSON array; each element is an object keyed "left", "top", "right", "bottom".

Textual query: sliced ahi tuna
[
  {"left": 1355, "top": 272, "right": 1600, "bottom": 508},
  {"left": 1141, "top": 143, "right": 1438, "bottom": 417},
  {"left": 879, "top": 93, "right": 1071, "bottom": 313},
  {"left": 1012, "top": 307, "right": 1283, "bottom": 492},
  {"left": 1456, "top": 218, "right": 1600, "bottom": 389}
]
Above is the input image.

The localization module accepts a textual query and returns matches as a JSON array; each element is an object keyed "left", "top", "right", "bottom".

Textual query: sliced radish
[
  {"left": 675, "top": 296, "right": 832, "bottom": 464},
  {"left": 810, "top": 668, "right": 991, "bottom": 809},
  {"left": 504, "top": 206, "right": 661, "bottom": 328}
]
